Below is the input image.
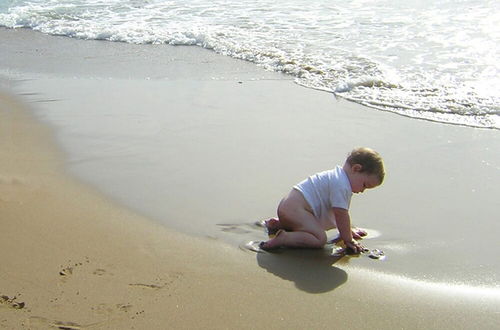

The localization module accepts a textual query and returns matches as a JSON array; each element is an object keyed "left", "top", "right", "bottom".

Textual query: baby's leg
[
  {"left": 261, "top": 189, "right": 326, "bottom": 249},
  {"left": 261, "top": 229, "right": 326, "bottom": 249}
]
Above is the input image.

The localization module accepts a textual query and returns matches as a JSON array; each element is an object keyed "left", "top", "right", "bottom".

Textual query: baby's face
[{"left": 349, "top": 172, "right": 380, "bottom": 194}]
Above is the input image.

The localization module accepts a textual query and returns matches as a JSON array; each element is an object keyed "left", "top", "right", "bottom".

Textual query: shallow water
[{"left": 1, "top": 0, "right": 499, "bottom": 128}]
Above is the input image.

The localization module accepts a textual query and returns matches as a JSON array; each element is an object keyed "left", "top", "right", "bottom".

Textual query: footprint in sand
[
  {"left": 59, "top": 266, "right": 74, "bottom": 277},
  {"left": 0, "top": 295, "right": 25, "bottom": 310},
  {"left": 116, "top": 304, "right": 133, "bottom": 312},
  {"left": 59, "top": 257, "right": 94, "bottom": 279},
  {"left": 92, "top": 269, "right": 107, "bottom": 276}
]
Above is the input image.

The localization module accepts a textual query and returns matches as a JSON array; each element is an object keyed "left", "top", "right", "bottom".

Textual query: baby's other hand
[{"left": 351, "top": 227, "right": 367, "bottom": 239}]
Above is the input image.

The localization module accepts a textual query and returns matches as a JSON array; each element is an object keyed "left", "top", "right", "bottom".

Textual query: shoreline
[
  {"left": 1, "top": 28, "right": 499, "bottom": 328},
  {"left": 3, "top": 27, "right": 500, "bottom": 286}
]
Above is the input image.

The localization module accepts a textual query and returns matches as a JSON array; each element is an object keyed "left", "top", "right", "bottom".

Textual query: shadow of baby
[{"left": 256, "top": 248, "right": 347, "bottom": 293}]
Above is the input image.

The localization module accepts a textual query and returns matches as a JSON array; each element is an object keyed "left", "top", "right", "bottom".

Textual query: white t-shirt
[{"left": 293, "top": 166, "right": 352, "bottom": 226}]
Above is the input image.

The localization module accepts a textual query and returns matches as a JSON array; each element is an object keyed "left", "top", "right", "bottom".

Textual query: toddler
[{"left": 260, "top": 147, "right": 385, "bottom": 253}]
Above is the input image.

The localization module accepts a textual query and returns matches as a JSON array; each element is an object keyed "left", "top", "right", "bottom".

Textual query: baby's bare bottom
[{"left": 261, "top": 189, "right": 329, "bottom": 249}]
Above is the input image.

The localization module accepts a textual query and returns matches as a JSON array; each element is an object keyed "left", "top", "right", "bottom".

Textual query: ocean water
[{"left": 1, "top": 0, "right": 499, "bottom": 129}]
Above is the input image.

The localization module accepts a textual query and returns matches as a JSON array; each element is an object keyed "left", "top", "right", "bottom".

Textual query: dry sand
[{"left": 1, "top": 28, "right": 499, "bottom": 329}]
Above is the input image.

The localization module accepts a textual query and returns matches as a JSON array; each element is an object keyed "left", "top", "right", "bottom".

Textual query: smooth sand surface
[{"left": 1, "top": 28, "right": 499, "bottom": 329}]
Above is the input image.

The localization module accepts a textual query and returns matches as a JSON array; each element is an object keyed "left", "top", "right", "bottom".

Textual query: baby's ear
[{"left": 352, "top": 164, "right": 363, "bottom": 172}]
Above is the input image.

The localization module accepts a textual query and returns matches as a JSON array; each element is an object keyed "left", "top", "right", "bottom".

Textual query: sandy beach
[{"left": 1, "top": 28, "right": 499, "bottom": 329}]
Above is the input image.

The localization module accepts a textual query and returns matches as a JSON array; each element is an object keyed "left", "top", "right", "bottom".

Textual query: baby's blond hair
[{"left": 346, "top": 147, "right": 385, "bottom": 184}]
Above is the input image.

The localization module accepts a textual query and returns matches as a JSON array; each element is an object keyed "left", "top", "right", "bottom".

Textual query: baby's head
[{"left": 345, "top": 147, "right": 385, "bottom": 187}]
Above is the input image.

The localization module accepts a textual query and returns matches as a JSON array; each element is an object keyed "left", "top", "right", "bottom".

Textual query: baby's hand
[{"left": 345, "top": 240, "right": 364, "bottom": 254}]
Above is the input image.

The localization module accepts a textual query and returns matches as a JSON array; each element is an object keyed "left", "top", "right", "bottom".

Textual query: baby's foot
[
  {"left": 352, "top": 227, "right": 367, "bottom": 239},
  {"left": 265, "top": 218, "right": 282, "bottom": 236},
  {"left": 260, "top": 229, "right": 285, "bottom": 250}
]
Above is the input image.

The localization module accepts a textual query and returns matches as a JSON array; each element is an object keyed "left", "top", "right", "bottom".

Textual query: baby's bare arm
[
  {"left": 333, "top": 207, "right": 353, "bottom": 242},
  {"left": 333, "top": 207, "right": 364, "bottom": 253}
]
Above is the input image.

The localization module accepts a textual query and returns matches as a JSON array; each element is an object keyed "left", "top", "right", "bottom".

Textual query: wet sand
[{"left": 1, "top": 28, "right": 499, "bottom": 329}]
